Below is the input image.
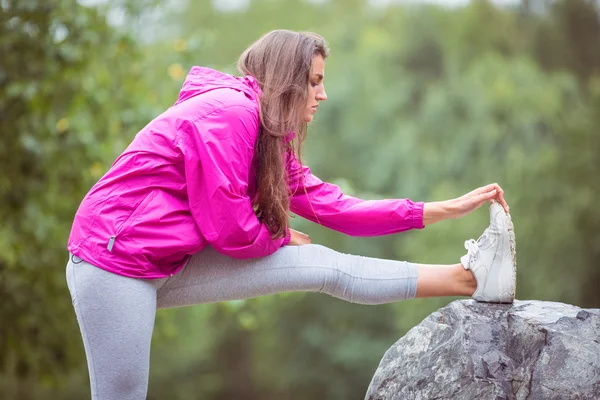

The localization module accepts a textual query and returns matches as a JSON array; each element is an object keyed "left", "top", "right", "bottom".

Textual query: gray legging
[{"left": 65, "top": 244, "right": 418, "bottom": 399}]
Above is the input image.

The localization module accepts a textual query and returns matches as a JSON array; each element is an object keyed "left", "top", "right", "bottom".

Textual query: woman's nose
[{"left": 317, "top": 89, "right": 327, "bottom": 101}]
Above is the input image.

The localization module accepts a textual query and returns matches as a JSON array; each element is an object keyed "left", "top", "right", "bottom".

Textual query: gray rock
[{"left": 365, "top": 300, "right": 600, "bottom": 400}]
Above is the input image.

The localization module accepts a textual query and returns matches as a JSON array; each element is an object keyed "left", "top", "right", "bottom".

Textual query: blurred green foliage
[{"left": 1, "top": 0, "right": 599, "bottom": 398}]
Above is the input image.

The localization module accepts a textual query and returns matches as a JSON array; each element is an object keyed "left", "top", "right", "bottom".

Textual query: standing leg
[
  {"left": 156, "top": 244, "right": 474, "bottom": 309},
  {"left": 66, "top": 254, "right": 165, "bottom": 400}
]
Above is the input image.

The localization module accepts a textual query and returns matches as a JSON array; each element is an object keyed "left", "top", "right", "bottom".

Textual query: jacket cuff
[
  {"left": 412, "top": 201, "right": 425, "bottom": 229},
  {"left": 281, "top": 227, "right": 292, "bottom": 247}
]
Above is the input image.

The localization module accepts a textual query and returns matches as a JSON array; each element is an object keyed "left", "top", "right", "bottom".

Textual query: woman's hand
[
  {"left": 451, "top": 183, "right": 509, "bottom": 218},
  {"left": 288, "top": 228, "right": 312, "bottom": 245},
  {"left": 423, "top": 183, "right": 509, "bottom": 226}
]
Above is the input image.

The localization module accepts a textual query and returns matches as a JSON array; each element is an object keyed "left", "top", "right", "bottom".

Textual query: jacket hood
[
  {"left": 175, "top": 66, "right": 262, "bottom": 105},
  {"left": 176, "top": 66, "right": 295, "bottom": 143}
]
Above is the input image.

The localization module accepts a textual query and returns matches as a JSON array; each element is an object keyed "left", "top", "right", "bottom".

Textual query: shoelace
[{"left": 463, "top": 232, "right": 490, "bottom": 268}]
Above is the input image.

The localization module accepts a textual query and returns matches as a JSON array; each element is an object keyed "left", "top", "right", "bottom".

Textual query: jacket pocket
[{"left": 115, "top": 189, "right": 159, "bottom": 238}]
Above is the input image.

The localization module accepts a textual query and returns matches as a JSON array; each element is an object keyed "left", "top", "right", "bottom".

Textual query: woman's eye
[{"left": 311, "top": 82, "right": 318, "bottom": 87}]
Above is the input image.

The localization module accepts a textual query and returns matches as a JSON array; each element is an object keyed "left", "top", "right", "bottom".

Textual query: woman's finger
[
  {"left": 466, "top": 190, "right": 497, "bottom": 210},
  {"left": 491, "top": 184, "right": 509, "bottom": 210},
  {"left": 490, "top": 192, "right": 510, "bottom": 213},
  {"left": 476, "top": 183, "right": 510, "bottom": 213},
  {"left": 472, "top": 183, "right": 497, "bottom": 195},
  {"left": 480, "top": 189, "right": 497, "bottom": 200},
  {"left": 490, "top": 184, "right": 509, "bottom": 213},
  {"left": 296, "top": 230, "right": 311, "bottom": 244}
]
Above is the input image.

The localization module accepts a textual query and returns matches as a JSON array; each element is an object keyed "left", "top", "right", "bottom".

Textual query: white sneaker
[{"left": 460, "top": 201, "right": 516, "bottom": 303}]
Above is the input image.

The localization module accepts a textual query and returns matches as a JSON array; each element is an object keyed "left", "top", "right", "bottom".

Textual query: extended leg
[{"left": 156, "top": 244, "right": 473, "bottom": 309}]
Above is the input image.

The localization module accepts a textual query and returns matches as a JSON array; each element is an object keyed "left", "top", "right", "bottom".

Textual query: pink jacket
[{"left": 67, "top": 67, "right": 424, "bottom": 278}]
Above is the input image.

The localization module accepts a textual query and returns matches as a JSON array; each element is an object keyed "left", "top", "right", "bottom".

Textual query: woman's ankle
[{"left": 455, "top": 264, "right": 477, "bottom": 296}]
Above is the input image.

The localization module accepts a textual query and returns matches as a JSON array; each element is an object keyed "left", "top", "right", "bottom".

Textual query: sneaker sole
[{"left": 507, "top": 212, "right": 517, "bottom": 301}]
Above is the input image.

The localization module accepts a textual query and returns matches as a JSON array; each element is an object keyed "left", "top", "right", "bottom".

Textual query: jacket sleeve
[
  {"left": 286, "top": 150, "right": 425, "bottom": 236},
  {"left": 177, "top": 105, "right": 290, "bottom": 259}
]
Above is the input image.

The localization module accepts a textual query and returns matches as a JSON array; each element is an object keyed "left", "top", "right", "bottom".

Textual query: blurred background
[{"left": 1, "top": 0, "right": 600, "bottom": 398}]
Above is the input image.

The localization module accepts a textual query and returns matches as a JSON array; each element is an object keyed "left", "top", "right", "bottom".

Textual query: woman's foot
[{"left": 460, "top": 202, "right": 516, "bottom": 303}]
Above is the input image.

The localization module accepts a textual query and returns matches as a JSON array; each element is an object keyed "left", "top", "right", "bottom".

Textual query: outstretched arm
[
  {"left": 286, "top": 150, "right": 424, "bottom": 236},
  {"left": 286, "top": 150, "right": 510, "bottom": 232}
]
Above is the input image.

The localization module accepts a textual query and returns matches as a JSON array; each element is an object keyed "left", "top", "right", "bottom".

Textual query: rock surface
[{"left": 365, "top": 300, "right": 600, "bottom": 400}]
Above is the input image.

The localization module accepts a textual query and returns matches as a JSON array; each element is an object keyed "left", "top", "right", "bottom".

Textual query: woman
[{"left": 66, "top": 30, "right": 515, "bottom": 399}]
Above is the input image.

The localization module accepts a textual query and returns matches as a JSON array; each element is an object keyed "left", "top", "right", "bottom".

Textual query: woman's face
[{"left": 304, "top": 54, "right": 327, "bottom": 123}]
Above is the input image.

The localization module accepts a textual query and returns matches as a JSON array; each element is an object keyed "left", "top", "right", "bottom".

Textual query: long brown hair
[{"left": 237, "top": 30, "right": 329, "bottom": 239}]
